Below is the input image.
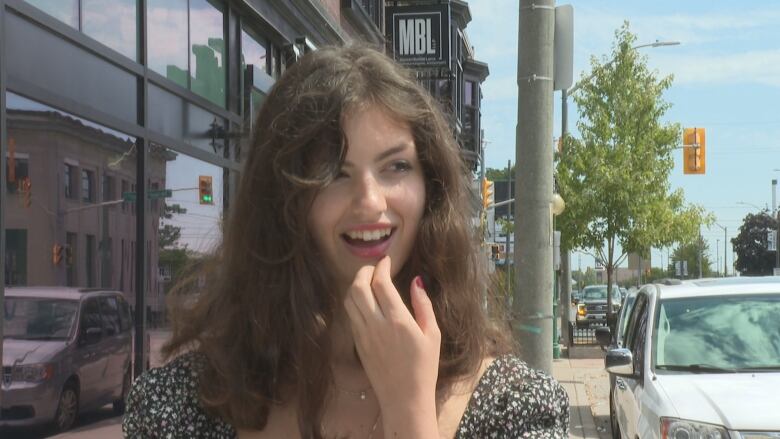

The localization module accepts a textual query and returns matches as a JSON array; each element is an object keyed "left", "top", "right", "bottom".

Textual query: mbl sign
[{"left": 387, "top": 4, "right": 450, "bottom": 67}]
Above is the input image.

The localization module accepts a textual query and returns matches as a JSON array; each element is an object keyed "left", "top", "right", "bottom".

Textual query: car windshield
[
  {"left": 3, "top": 298, "right": 78, "bottom": 340},
  {"left": 581, "top": 286, "right": 621, "bottom": 301},
  {"left": 654, "top": 294, "right": 780, "bottom": 371}
]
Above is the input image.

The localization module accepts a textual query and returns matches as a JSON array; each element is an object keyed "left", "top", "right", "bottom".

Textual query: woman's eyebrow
[{"left": 342, "top": 142, "right": 414, "bottom": 167}]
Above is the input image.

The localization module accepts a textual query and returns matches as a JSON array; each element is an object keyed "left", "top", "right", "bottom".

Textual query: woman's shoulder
[
  {"left": 456, "top": 354, "right": 570, "bottom": 438},
  {"left": 122, "top": 351, "right": 236, "bottom": 438}
]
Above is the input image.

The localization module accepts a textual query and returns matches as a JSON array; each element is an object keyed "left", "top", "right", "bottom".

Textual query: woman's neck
[{"left": 328, "top": 309, "right": 371, "bottom": 386}]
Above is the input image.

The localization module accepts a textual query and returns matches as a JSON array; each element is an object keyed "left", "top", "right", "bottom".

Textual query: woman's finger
[
  {"left": 370, "top": 256, "right": 409, "bottom": 320},
  {"left": 349, "top": 264, "right": 383, "bottom": 318},
  {"left": 410, "top": 275, "right": 439, "bottom": 337}
]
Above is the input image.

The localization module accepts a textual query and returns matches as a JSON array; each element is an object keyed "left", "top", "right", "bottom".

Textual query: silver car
[
  {"left": 597, "top": 277, "right": 780, "bottom": 438},
  {"left": 2, "top": 287, "right": 134, "bottom": 432}
]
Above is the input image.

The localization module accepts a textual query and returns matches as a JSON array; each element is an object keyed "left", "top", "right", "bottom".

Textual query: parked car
[
  {"left": 2, "top": 287, "right": 135, "bottom": 432},
  {"left": 619, "top": 287, "right": 628, "bottom": 302},
  {"left": 575, "top": 284, "right": 622, "bottom": 328},
  {"left": 596, "top": 277, "right": 780, "bottom": 439}
]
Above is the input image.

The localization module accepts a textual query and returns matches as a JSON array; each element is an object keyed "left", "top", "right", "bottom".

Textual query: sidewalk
[{"left": 552, "top": 345, "right": 612, "bottom": 439}]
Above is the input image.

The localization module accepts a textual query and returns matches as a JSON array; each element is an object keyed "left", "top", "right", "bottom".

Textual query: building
[{"left": 1, "top": 0, "right": 487, "bottom": 325}]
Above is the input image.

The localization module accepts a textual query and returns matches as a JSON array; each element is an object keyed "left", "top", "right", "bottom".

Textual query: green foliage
[
  {"left": 556, "top": 22, "right": 712, "bottom": 292},
  {"left": 485, "top": 165, "right": 516, "bottom": 181},
  {"left": 671, "top": 237, "right": 713, "bottom": 278},
  {"left": 732, "top": 210, "right": 777, "bottom": 276},
  {"left": 572, "top": 268, "right": 597, "bottom": 289}
]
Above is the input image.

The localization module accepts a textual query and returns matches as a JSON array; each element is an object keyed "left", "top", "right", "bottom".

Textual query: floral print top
[{"left": 122, "top": 352, "right": 569, "bottom": 438}]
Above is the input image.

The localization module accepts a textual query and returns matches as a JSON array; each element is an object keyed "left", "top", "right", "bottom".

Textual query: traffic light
[
  {"left": 19, "top": 177, "right": 31, "bottom": 208},
  {"left": 683, "top": 127, "right": 706, "bottom": 174},
  {"left": 491, "top": 243, "right": 499, "bottom": 260},
  {"left": 199, "top": 175, "right": 213, "bottom": 205},
  {"left": 481, "top": 178, "right": 494, "bottom": 210},
  {"left": 52, "top": 244, "right": 63, "bottom": 265}
]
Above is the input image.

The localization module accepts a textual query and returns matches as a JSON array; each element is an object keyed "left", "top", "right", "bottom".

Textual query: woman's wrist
[{"left": 380, "top": 399, "right": 439, "bottom": 438}]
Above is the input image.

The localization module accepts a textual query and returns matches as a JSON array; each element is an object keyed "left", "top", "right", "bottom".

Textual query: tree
[
  {"left": 485, "top": 165, "right": 516, "bottom": 181},
  {"left": 671, "top": 237, "right": 713, "bottom": 278},
  {"left": 732, "top": 210, "right": 776, "bottom": 276},
  {"left": 556, "top": 23, "right": 711, "bottom": 320},
  {"left": 158, "top": 203, "right": 190, "bottom": 292}
]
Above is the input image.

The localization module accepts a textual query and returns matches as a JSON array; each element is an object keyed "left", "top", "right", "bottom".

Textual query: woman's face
[{"left": 308, "top": 105, "right": 426, "bottom": 291}]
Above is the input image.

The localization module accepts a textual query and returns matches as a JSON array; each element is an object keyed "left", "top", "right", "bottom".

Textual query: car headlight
[
  {"left": 11, "top": 363, "right": 54, "bottom": 383},
  {"left": 661, "top": 417, "right": 729, "bottom": 439},
  {"left": 577, "top": 304, "right": 586, "bottom": 316}
]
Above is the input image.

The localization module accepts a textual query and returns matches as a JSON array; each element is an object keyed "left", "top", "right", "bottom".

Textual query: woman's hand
[{"left": 343, "top": 256, "right": 441, "bottom": 437}]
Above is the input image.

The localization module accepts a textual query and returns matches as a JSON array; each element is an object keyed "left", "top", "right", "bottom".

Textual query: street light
[
  {"left": 736, "top": 201, "right": 766, "bottom": 211},
  {"left": 713, "top": 223, "right": 728, "bottom": 277}
]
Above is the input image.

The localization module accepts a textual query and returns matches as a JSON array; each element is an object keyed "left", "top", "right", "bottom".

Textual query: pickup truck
[{"left": 575, "top": 284, "right": 622, "bottom": 328}]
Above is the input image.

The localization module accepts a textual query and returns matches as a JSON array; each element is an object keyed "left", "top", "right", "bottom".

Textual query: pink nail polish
[{"left": 415, "top": 275, "right": 425, "bottom": 289}]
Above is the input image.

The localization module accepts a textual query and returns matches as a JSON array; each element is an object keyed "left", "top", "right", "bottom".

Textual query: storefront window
[
  {"left": 4, "top": 93, "right": 137, "bottom": 300},
  {"left": 82, "top": 0, "right": 139, "bottom": 61},
  {"left": 190, "top": 0, "right": 226, "bottom": 107},
  {"left": 242, "top": 28, "right": 268, "bottom": 74},
  {"left": 148, "top": 0, "right": 189, "bottom": 88},
  {"left": 25, "top": 0, "right": 79, "bottom": 28}
]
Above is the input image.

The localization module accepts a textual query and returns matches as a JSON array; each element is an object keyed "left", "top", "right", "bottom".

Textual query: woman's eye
[
  {"left": 334, "top": 170, "right": 349, "bottom": 179},
  {"left": 389, "top": 161, "right": 413, "bottom": 173}
]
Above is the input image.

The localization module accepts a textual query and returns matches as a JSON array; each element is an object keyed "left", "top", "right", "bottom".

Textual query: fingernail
[{"left": 415, "top": 275, "right": 425, "bottom": 290}]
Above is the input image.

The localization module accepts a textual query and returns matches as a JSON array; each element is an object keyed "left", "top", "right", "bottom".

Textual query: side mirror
[
  {"left": 605, "top": 348, "right": 634, "bottom": 376},
  {"left": 595, "top": 326, "right": 612, "bottom": 347},
  {"left": 81, "top": 326, "right": 103, "bottom": 345}
]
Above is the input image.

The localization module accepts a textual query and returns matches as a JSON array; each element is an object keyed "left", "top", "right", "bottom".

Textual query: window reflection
[
  {"left": 25, "top": 0, "right": 79, "bottom": 28},
  {"left": 148, "top": 0, "right": 189, "bottom": 88},
  {"left": 655, "top": 294, "right": 780, "bottom": 369},
  {"left": 4, "top": 93, "right": 142, "bottom": 307},
  {"left": 242, "top": 28, "right": 268, "bottom": 74},
  {"left": 82, "top": 0, "right": 138, "bottom": 61},
  {"left": 190, "top": 0, "right": 226, "bottom": 107}
]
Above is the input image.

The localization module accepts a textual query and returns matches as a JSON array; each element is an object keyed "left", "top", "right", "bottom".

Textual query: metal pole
[
  {"left": 698, "top": 230, "right": 703, "bottom": 278},
  {"left": 559, "top": 89, "right": 572, "bottom": 349},
  {"left": 716, "top": 239, "right": 720, "bottom": 276},
  {"left": 724, "top": 227, "right": 728, "bottom": 276},
  {"left": 506, "top": 160, "right": 512, "bottom": 304},
  {"left": 515, "top": 0, "right": 555, "bottom": 373}
]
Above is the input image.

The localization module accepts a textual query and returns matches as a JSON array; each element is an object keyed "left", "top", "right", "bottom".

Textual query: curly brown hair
[{"left": 162, "top": 45, "right": 510, "bottom": 437}]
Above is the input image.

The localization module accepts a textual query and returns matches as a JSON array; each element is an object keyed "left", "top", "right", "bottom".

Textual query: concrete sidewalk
[{"left": 552, "top": 345, "right": 612, "bottom": 439}]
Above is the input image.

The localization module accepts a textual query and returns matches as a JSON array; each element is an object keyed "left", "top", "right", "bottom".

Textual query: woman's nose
[{"left": 352, "top": 173, "right": 386, "bottom": 214}]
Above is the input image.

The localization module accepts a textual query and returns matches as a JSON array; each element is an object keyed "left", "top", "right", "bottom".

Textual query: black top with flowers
[{"left": 122, "top": 352, "right": 569, "bottom": 438}]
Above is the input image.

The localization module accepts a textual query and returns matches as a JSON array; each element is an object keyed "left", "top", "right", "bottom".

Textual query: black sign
[{"left": 386, "top": 4, "right": 450, "bottom": 68}]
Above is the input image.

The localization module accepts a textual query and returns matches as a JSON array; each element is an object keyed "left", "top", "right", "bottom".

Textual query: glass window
[
  {"left": 465, "top": 80, "right": 474, "bottom": 107},
  {"left": 98, "top": 296, "right": 121, "bottom": 336},
  {"left": 5, "top": 93, "right": 136, "bottom": 303},
  {"left": 64, "top": 164, "right": 76, "bottom": 199},
  {"left": 25, "top": 0, "right": 79, "bottom": 28},
  {"left": 242, "top": 28, "right": 268, "bottom": 74},
  {"left": 148, "top": 0, "right": 189, "bottom": 88},
  {"left": 82, "top": 169, "right": 95, "bottom": 202},
  {"left": 654, "top": 294, "right": 780, "bottom": 371},
  {"left": 117, "top": 296, "right": 132, "bottom": 332},
  {"left": 190, "top": 0, "right": 226, "bottom": 107},
  {"left": 3, "top": 298, "right": 78, "bottom": 340},
  {"left": 82, "top": 0, "right": 139, "bottom": 61},
  {"left": 79, "top": 298, "right": 102, "bottom": 333}
]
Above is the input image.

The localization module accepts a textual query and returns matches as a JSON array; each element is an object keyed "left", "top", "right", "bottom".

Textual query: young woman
[{"left": 123, "top": 45, "right": 569, "bottom": 439}]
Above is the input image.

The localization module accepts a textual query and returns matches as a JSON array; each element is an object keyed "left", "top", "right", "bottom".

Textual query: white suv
[{"left": 597, "top": 277, "right": 780, "bottom": 439}]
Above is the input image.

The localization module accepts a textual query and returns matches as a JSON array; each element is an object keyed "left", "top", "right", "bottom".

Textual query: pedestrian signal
[
  {"left": 683, "top": 127, "right": 706, "bottom": 174},
  {"left": 481, "top": 178, "right": 494, "bottom": 210},
  {"left": 199, "top": 176, "right": 213, "bottom": 205}
]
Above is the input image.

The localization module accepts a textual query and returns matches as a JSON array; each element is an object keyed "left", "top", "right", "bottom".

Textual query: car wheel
[
  {"left": 113, "top": 368, "right": 131, "bottom": 414},
  {"left": 53, "top": 383, "right": 79, "bottom": 432},
  {"left": 610, "top": 389, "right": 621, "bottom": 439}
]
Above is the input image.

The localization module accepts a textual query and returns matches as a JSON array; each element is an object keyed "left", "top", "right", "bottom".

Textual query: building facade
[{"left": 1, "top": 0, "right": 487, "bottom": 325}]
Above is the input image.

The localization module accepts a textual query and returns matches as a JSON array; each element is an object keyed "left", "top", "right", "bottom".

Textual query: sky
[{"left": 467, "top": 0, "right": 780, "bottom": 274}]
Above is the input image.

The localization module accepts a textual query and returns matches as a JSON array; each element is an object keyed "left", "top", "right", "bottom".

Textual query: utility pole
[{"left": 515, "top": 0, "right": 555, "bottom": 373}]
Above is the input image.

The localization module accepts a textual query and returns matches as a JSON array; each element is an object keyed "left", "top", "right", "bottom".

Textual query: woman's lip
[{"left": 342, "top": 231, "right": 395, "bottom": 259}]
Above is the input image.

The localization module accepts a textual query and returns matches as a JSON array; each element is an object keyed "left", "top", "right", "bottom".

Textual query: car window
[
  {"left": 623, "top": 293, "right": 648, "bottom": 349},
  {"left": 99, "top": 296, "right": 122, "bottom": 336},
  {"left": 117, "top": 296, "right": 132, "bottom": 333},
  {"left": 3, "top": 298, "right": 78, "bottom": 340},
  {"left": 80, "top": 298, "right": 103, "bottom": 336},
  {"left": 631, "top": 305, "right": 649, "bottom": 378}
]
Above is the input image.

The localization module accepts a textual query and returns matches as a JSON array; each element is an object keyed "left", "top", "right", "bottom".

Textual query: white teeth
[{"left": 346, "top": 228, "right": 392, "bottom": 241}]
